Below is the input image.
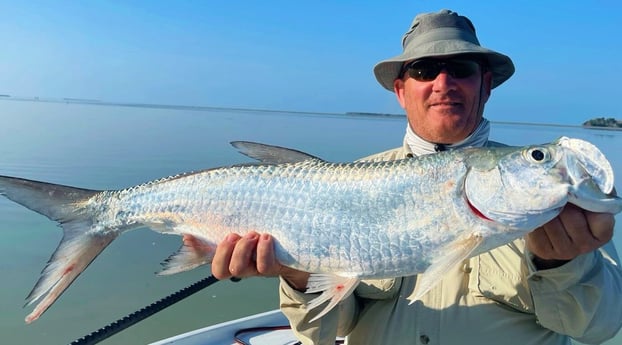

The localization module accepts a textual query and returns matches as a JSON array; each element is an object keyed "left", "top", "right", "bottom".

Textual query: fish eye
[
  {"left": 524, "top": 147, "right": 549, "bottom": 163},
  {"left": 531, "top": 149, "right": 545, "bottom": 161}
]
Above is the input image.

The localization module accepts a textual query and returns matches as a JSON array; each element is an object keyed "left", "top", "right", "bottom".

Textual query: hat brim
[{"left": 373, "top": 41, "right": 515, "bottom": 91}]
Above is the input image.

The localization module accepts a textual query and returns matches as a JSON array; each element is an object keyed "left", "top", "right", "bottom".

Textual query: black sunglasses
[{"left": 401, "top": 58, "right": 482, "bottom": 82}]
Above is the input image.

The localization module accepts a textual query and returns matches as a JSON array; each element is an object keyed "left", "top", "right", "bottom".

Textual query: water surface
[{"left": 0, "top": 100, "right": 620, "bottom": 345}]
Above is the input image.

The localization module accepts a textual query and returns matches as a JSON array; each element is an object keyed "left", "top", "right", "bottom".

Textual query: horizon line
[{"left": 0, "top": 94, "right": 611, "bottom": 130}]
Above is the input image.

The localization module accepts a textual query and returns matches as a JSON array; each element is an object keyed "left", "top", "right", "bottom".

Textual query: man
[{"left": 212, "top": 9, "right": 622, "bottom": 345}]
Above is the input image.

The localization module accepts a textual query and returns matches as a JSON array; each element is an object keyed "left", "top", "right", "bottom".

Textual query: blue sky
[{"left": 1, "top": 1, "right": 621, "bottom": 125}]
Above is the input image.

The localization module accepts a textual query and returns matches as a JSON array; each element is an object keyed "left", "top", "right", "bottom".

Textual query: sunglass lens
[
  {"left": 406, "top": 59, "right": 479, "bottom": 81},
  {"left": 450, "top": 60, "right": 480, "bottom": 78},
  {"left": 407, "top": 60, "right": 440, "bottom": 81}
]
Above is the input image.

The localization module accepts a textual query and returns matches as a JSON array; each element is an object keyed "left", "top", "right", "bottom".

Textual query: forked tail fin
[{"left": 0, "top": 175, "right": 118, "bottom": 323}]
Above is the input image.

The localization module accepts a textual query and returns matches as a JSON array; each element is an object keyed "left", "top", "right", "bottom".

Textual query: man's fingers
[
  {"left": 585, "top": 212, "right": 615, "bottom": 243},
  {"left": 229, "top": 232, "right": 260, "bottom": 277},
  {"left": 256, "top": 233, "right": 281, "bottom": 276},
  {"left": 211, "top": 233, "right": 242, "bottom": 280},
  {"left": 542, "top": 223, "right": 575, "bottom": 258},
  {"left": 558, "top": 204, "right": 592, "bottom": 239},
  {"left": 527, "top": 204, "right": 616, "bottom": 262},
  {"left": 558, "top": 206, "right": 611, "bottom": 255},
  {"left": 526, "top": 227, "right": 554, "bottom": 259}
]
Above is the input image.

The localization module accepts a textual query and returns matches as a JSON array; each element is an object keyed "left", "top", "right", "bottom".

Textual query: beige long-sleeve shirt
[{"left": 279, "top": 140, "right": 622, "bottom": 345}]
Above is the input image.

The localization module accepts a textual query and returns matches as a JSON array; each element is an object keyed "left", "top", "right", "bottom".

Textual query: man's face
[{"left": 394, "top": 56, "right": 493, "bottom": 144}]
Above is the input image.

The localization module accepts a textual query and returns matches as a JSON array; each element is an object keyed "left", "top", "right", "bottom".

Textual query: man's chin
[{"left": 431, "top": 120, "right": 476, "bottom": 143}]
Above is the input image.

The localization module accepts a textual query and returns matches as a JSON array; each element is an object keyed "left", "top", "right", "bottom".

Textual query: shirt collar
[{"left": 403, "top": 118, "right": 490, "bottom": 156}]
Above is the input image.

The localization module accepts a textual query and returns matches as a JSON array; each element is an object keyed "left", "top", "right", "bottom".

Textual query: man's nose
[{"left": 432, "top": 69, "right": 457, "bottom": 91}]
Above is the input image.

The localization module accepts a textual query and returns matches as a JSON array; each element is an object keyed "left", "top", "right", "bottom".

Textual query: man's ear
[
  {"left": 482, "top": 71, "right": 493, "bottom": 102},
  {"left": 394, "top": 78, "right": 407, "bottom": 108}
]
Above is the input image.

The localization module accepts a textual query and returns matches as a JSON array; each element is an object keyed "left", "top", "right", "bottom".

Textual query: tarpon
[{"left": 0, "top": 136, "right": 620, "bottom": 323}]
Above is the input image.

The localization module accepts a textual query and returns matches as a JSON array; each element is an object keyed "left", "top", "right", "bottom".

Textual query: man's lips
[{"left": 429, "top": 101, "right": 462, "bottom": 106}]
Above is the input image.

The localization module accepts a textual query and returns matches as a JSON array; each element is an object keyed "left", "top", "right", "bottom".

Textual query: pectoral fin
[
  {"left": 407, "top": 233, "right": 484, "bottom": 303},
  {"left": 305, "top": 274, "right": 360, "bottom": 323}
]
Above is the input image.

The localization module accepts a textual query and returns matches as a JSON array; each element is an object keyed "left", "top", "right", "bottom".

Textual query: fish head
[{"left": 463, "top": 137, "right": 621, "bottom": 230}]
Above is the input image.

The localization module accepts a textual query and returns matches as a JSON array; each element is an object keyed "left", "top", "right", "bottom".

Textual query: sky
[{"left": 1, "top": 1, "right": 621, "bottom": 125}]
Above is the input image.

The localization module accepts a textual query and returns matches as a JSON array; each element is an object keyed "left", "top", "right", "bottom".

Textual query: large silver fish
[{"left": 1, "top": 137, "right": 620, "bottom": 323}]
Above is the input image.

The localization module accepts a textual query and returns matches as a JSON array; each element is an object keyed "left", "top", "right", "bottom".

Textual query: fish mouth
[
  {"left": 557, "top": 137, "right": 622, "bottom": 213},
  {"left": 567, "top": 178, "right": 622, "bottom": 213}
]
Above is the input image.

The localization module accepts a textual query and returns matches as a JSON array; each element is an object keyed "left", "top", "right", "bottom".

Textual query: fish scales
[
  {"left": 98, "top": 157, "right": 465, "bottom": 276},
  {"left": 1, "top": 137, "right": 620, "bottom": 323}
]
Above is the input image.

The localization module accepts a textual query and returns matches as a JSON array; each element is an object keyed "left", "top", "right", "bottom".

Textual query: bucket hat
[{"left": 373, "top": 9, "right": 515, "bottom": 91}]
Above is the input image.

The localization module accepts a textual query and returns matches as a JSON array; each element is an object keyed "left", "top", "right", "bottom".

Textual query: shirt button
[{"left": 420, "top": 334, "right": 430, "bottom": 344}]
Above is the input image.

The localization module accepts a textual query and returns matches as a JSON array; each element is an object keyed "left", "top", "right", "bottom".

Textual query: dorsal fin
[{"left": 230, "top": 141, "right": 322, "bottom": 164}]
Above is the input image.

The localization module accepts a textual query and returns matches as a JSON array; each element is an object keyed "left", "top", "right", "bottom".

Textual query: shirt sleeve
[{"left": 527, "top": 242, "right": 622, "bottom": 343}]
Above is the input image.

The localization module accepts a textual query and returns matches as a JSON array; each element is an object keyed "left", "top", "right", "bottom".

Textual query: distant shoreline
[
  {"left": 0, "top": 94, "right": 618, "bottom": 130},
  {"left": 582, "top": 117, "right": 622, "bottom": 130},
  {"left": 582, "top": 125, "right": 622, "bottom": 131}
]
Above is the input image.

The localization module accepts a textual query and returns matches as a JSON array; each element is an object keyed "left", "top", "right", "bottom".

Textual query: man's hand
[
  {"left": 526, "top": 204, "right": 615, "bottom": 269},
  {"left": 211, "top": 231, "right": 310, "bottom": 291}
]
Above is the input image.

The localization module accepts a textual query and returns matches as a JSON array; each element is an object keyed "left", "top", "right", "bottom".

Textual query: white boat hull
[{"left": 150, "top": 309, "right": 309, "bottom": 345}]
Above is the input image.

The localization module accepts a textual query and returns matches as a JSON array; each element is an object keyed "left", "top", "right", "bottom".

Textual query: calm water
[{"left": 0, "top": 100, "right": 621, "bottom": 345}]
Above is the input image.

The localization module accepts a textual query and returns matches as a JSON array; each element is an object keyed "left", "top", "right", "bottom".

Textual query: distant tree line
[{"left": 582, "top": 117, "right": 622, "bottom": 128}]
